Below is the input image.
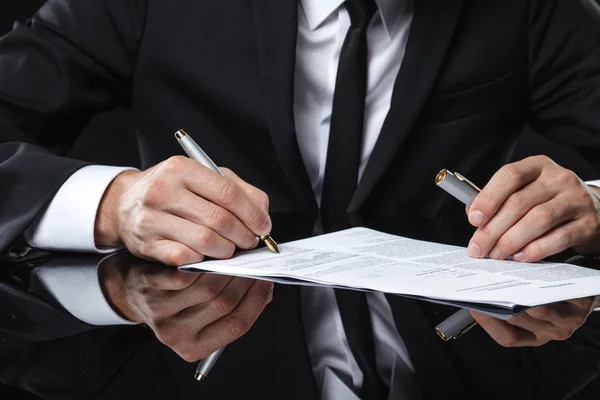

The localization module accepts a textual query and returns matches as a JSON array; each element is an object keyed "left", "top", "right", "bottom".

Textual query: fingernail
[
  {"left": 489, "top": 247, "right": 501, "bottom": 259},
  {"left": 513, "top": 252, "right": 525, "bottom": 262},
  {"left": 262, "top": 281, "right": 274, "bottom": 292},
  {"left": 469, "top": 210, "right": 485, "bottom": 226},
  {"left": 468, "top": 242, "right": 481, "bottom": 258}
]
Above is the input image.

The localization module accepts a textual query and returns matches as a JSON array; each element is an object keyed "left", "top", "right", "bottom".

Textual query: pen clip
[
  {"left": 452, "top": 320, "right": 478, "bottom": 340},
  {"left": 454, "top": 172, "right": 481, "bottom": 193}
]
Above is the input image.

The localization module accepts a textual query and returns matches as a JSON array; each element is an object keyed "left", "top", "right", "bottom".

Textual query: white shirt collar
[{"left": 300, "top": 0, "right": 410, "bottom": 37}]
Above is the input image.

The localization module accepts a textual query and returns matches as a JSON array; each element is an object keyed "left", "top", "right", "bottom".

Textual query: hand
[
  {"left": 467, "top": 155, "right": 600, "bottom": 262},
  {"left": 99, "top": 255, "right": 274, "bottom": 361},
  {"left": 95, "top": 156, "right": 272, "bottom": 266},
  {"left": 470, "top": 296, "right": 600, "bottom": 347}
]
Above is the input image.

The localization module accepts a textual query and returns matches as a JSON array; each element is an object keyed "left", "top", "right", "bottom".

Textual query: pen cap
[
  {"left": 435, "top": 170, "right": 479, "bottom": 206},
  {"left": 175, "top": 130, "right": 224, "bottom": 176}
]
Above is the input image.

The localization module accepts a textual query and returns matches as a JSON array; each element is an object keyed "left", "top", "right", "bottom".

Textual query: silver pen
[
  {"left": 174, "top": 129, "right": 279, "bottom": 380},
  {"left": 433, "top": 169, "right": 480, "bottom": 341}
]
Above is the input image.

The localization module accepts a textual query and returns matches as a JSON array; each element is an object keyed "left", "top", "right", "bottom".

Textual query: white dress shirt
[{"left": 25, "top": 0, "right": 600, "bottom": 398}]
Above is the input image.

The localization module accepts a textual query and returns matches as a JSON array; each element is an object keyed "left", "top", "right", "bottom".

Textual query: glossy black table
[{"left": 2, "top": 213, "right": 600, "bottom": 400}]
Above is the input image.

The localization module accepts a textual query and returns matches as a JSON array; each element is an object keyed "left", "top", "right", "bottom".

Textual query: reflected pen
[
  {"left": 433, "top": 169, "right": 480, "bottom": 341},
  {"left": 174, "top": 129, "right": 279, "bottom": 380}
]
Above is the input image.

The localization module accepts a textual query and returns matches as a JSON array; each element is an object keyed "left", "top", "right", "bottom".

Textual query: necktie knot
[{"left": 345, "top": 0, "right": 378, "bottom": 29}]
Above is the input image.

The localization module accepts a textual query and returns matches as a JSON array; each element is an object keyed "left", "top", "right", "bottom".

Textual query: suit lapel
[
  {"left": 349, "top": 0, "right": 464, "bottom": 212},
  {"left": 253, "top": 0, "right": 318, "bottom": 212}
]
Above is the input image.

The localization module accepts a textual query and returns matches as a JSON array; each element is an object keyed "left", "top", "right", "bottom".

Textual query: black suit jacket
[{"left": 3, "top": 0, "right": 600, "bottom": 399}]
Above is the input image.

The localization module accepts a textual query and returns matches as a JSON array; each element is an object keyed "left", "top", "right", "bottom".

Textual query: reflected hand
[
  {"left": 470, "top": 297, "right": 600, "bottom": 347},
  {"left": 467, "top": 155, "right": 600, "bottom": 262},
  {"left": 100, "top": 256, "right": 273, "bottom": 361}
]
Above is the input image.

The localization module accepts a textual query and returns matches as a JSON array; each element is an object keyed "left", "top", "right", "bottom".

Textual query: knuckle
[
  {"left": 213, "top": 296, "right": 236, "bottom": 316},
  {"left": 178, "top": 350, "right": 201, "bottom": 363},
  {"left": 138, "top": 240, "right": 152, "bottom": 256},
  {"left": 161, "top": 156, "right": 188, "bottom": 174},
  {"left": 227, "top": 315, "right": 250, "bottom": 338},
  {"left": 142, "top": 180, "right": 166, "bottom": 203},
  {"left": 554, "top": 229, "right": 573, "bottom": 250},
  {"left": 219, "top": 181, "right": 241, "bottom": 206},
  {"left": 495, "top": 235, "right": 518, "bottom": 254},
  {"left": 224, "top": 243, "right": 236, "bottom": 259},
  {"left": 170, "top": 273, "right": 196, "bottom": 290},
  {"left": 208, "top": 208, "right": 233, "bottom": 232},
  {"left": 498, "top": 332, "right": 519, "bottom": 348},
  {"left": 505, "top": 192, "right": 527, "bottom": 211},
  {"left": 197, "top": 228, "right": 215, "bottom": 249},
  {"left": 531, "top": 155, "right": 551, "bottom": 165},
  {"left": 145, "top": 298, "right": 168, "bottom": 319},
  {"left": 554, "top": 169, "right": 579, "bottom": 186},
  {"left": 550, "top": 329, "right": 572, "bottom": 342},
  {"left": 528, "top": 306, "right": 551, "bottom": 320},
  {"left": 477, "top": 225, "right": 495, "bottom": 240},
  {"left": 533, "top": 205, "right": 556, "bottom": 226},
  {"left": 251, "top": 287, "right": 272, "bottom": 307},
  {"left": 256, "top": 189, "right": 270, "bottom": 209},
  {"left": 572, "top": 314, "right": 587, "bottom": 327},
  {"left": 168, "top": 247, "right": 191, "bottom": 266},
  {"left": 154, "top": 324, "right": 177, "bottom": 346},
  {"left": 135, "top": 210, "right": 156, "bottom": 232},
  {"left": 502, "top": 164, "right": 525, "bottom": 184},
  {"left": 246, "top": 204, "right": 264, "bottom": 226},
  {"left": 200, "top": 281, "right": 222, "bottom": 302}
]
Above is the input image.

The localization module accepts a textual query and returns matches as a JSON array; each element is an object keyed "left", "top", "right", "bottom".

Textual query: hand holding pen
[
  {"left": 175, "top": 130, "right": 279, "bottom": 380},
  {"left": 96, "top": 130, "right": 278, "bottom": 378}
]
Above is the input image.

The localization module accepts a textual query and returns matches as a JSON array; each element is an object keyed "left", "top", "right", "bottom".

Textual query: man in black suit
[{"left": 3, "top": 0, "right": 600, "bottom": 398}]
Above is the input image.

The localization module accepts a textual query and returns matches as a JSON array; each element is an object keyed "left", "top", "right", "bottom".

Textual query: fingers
[
  {"left": 164, "top": 273, "right": 236, "bottom": 311},
  {"left": 472, "top": 298, "right": 597, "bottom": 348},
  {"left": 526, "top": 302, "right": 586, "bottom": 331},
  {"left": 471, "top": 311, "right": 538, "bottom": 347},
  {"left": 513, "top": 219, "right": 589, "bottom": 262},
  {"left": 183, "top": 164, "right": 272, "bottom": 237},
  {"left": 192, "top": 279, "right": 274, "bottom": 357},
  {"left": 160, "top": 279, "right": 274, "bottom": 362},
  {"left": 175, "top": 277, "right": 256, "bottom": 330},
  {"left": 165, "top": 190, "right": 259, "bottom": 250},
  {"left": 140, "top": 264, "right": 203, "bottom": 291},
  {"left": 115, "top": 157, "right": 272, "bottom": 264},
  {"left": 151, "top": 213, "right": 236, "bottom": 260},
  {"left": 141, "top": 239, "right": 205, "bottom": 267},
  {"left": 466, "top": 156, "right": 600, "bottom": 262},
  {"left": 221, "top": 168, "right": 270, "bottom": 213},
  {"left": 468, "top": 158, "right": 544, "bottom": 227},
  {"left": 471, "top": 197, "right": 572, "bottom": 260}
]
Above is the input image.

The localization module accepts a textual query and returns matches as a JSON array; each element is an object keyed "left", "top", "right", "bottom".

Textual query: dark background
[{"left": 1, "top": 1, "right": 600, "bottom": 399}]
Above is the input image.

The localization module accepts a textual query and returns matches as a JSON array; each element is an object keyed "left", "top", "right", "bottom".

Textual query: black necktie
[{"left": 320, "top": 1, "right": 387, "bottom": 399}]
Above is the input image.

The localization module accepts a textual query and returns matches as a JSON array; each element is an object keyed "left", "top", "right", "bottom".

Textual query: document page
[{"left": 181, "top": 228, "right": 600, "bottom": 308}]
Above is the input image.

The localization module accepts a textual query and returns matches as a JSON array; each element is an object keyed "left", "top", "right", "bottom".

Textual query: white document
[{"left": 180, "top": 228, "right": 600, "bottom": 310}]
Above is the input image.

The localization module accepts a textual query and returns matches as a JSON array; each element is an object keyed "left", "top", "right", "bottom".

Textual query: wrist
[{"left": 95, "top": 170, "right": 140, "bottom": 248}]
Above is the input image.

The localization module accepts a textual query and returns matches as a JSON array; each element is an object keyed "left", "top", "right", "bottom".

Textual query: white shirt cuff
[
  {"left": 35, "top": 257, "right": 137, "bottom": 326},
  {"left": 25, "top": 165, "right": 136, "bottom": 253},
  {"left": 586, "top": 180, "right": 600, "bottom": 188}
]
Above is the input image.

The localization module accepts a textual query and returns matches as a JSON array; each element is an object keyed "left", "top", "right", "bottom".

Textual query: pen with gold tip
[
  {"left": 174, "top": 129, "right": 279, "bottom": 380},
  {"left": 433, "top": 169, "right": 480, "bottom": 341},
  {"left": 175, "top": 130, "right": 279, "bottom": 254}
]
